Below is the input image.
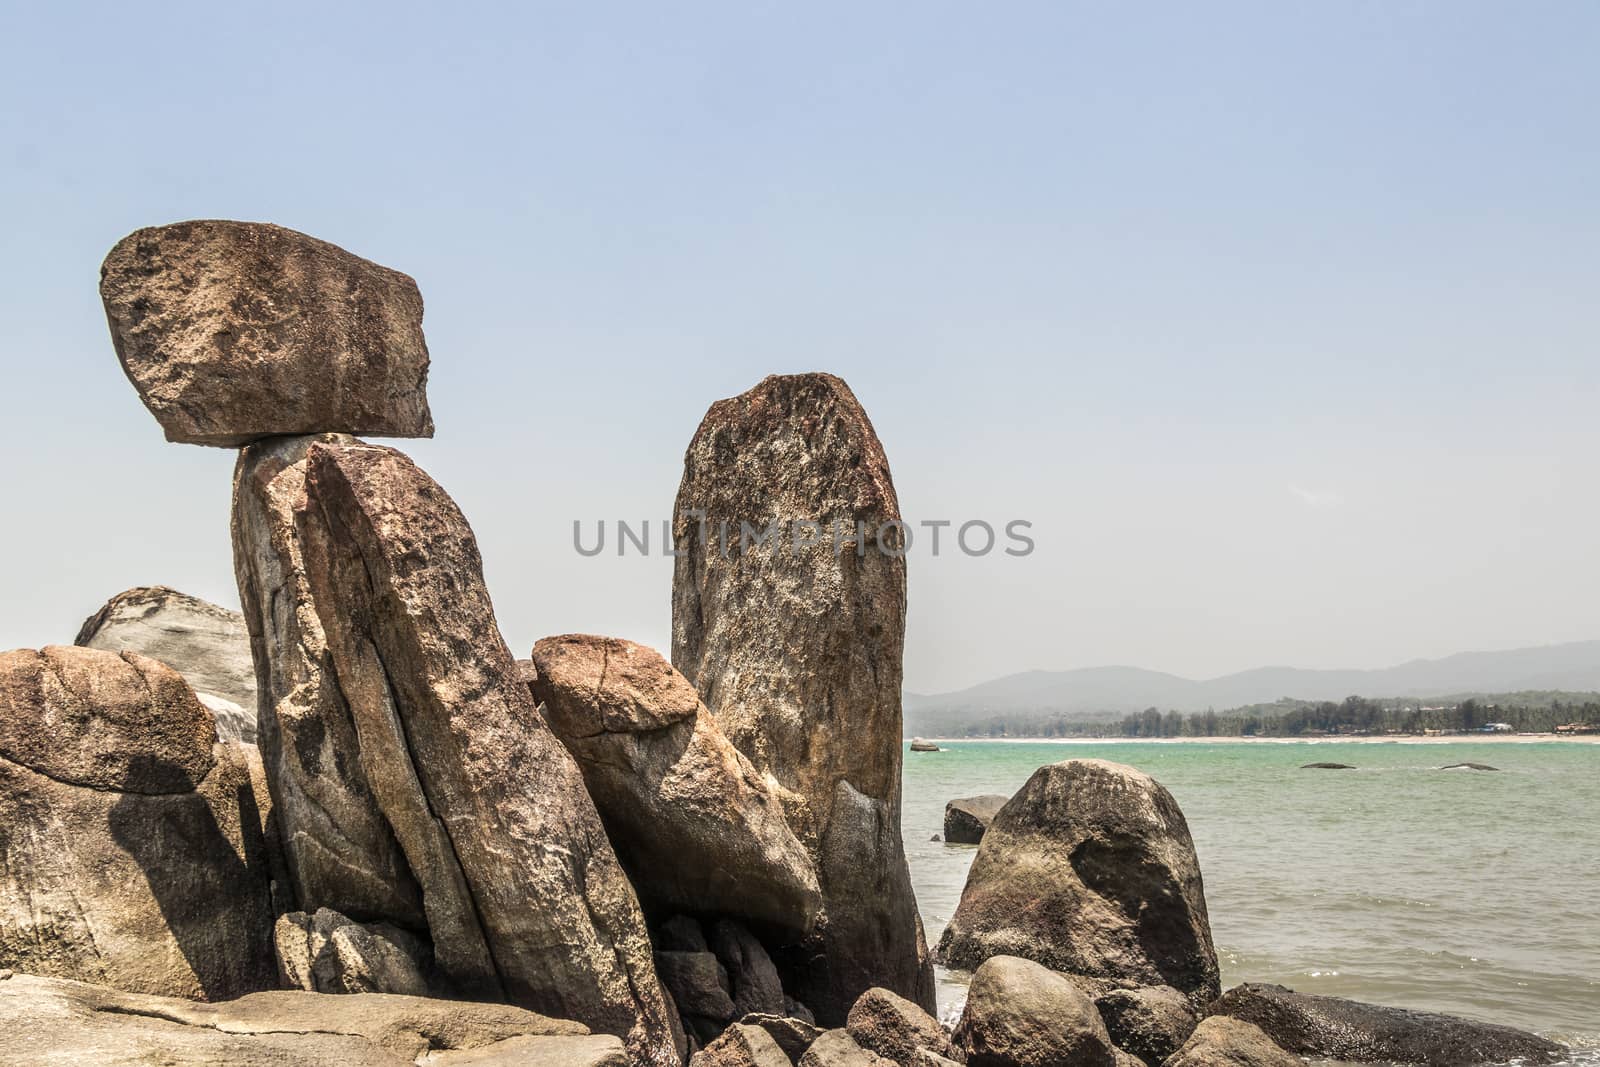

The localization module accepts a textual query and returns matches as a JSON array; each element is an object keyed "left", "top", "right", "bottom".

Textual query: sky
[{"left": 1, "top": 2, "right": 1596, "bottom": 694}]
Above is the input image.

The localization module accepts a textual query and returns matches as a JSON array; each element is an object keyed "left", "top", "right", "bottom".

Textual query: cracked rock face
[
  {"left": 293, "top": 440, "right": 679, "bottom": 1065},
  {"left": 0, "top": 646, "right": 276, "bottom": 1000},
  {"left": 99, "top": 220, "right": 434, "bottom": 447},
  {"left": 0, "top": 970, "right": 623, "bottom": 1067},
  {"left": 529, "top": 633, "right": 820, "bottom": 933},
  {"left": 937, "top": 760, "right": 1220, "bottom": 1006},
  {"left": 671, "top": 373, "right": 932, "bottom": 1024}
]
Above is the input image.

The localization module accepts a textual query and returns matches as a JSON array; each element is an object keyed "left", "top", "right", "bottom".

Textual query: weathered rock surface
[
  {"left": 937, "top": 759, "right": 1220, "bottom": 1005},
  {"left": 0, "top": 646, "right": 275, "bottom": 1000},
  {"left": 802, "top": 1029, "right": 896, "bottom": 1067},
  {"left": 742, "top": 1012, "right": 824, "bottom": 1060},
  {"left": 0, "top": 970, "right": 610, "bottom": 1066},
  {"left": 233, "top": 434, "right": 425, "bottom": 926},
  {"left": 1210, "top": 982, "right": 1564, "bottom": 1066},
  {"left": 711, "top": 920, "right": 787, "bottom": 1019},
  {"left": 296, "top": 440, "right": 677, "bottom": 1063},
  {"left": 952, "top": 956, "right": 1115, "bottom": 1067},
  {"left": 1161, "top": 1016, "right": 1300, "bottom": 1067},
  {"left": 1093, "top": 985, "right": 1196, "bottom": 1067},
  {"left": 908, "top": 739, "right": 940, "bottom": 752},
  {"left": 846, "top": 986, "right": 962, "bottom": 1065},
  {"left": 530, "top": 634, "right": 819, "bottom": 931},
  {"left": 274, "top": 908, "right": 431, "bottom": 996},
  {"left": 655, "top": 950, "right": 736, "bottom": 1022},
  {"left": 690, "top": 1022, "right": 795, "bottom": 1067},
  {"left": 671, "top": 372, "right": 933, "bottom": 1023},
  {"left": 75, "top": 585, "right": 259, "bottom": 743},
  {"left": 942, "top": 796, "right": 1007, "bottom": 845},
  {"left": 100, "top": 220, "right": 433, "bottom": 447}
]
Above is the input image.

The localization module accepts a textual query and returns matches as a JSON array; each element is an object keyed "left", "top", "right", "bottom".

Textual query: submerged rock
[
  {"left": 295, "top": 440, "right": 678, "bottom": 1063},
  {"left": 953, "top": 955, "right": 1115, "bottom": 1067},
  {"left": 943, "top": 795, "right": 1007, "bottom": 845},
  {"left": 1163, "top": 1016, "right": 1300, "bottom": 1067},
  {"left": 1210, "top": 983, "right": 1564, "bottom": 1066},
  {"left": 100, "top": 220, "right": 433, "bottom": 447},
  {"left": 0, "top": 646, "right": 275, "bottom": 1000},
  {"left": 1300, "top": 762, "right": 1355, "bottom": 770},
  {"left": 672, "top": 372, "right": 933, "bottom": 1023},
  {"left": 530, "top": 634, "right": 820, "bottom": 933},
  {"left": 1439, "top": 762, "right": 1499, "bottom": 771},
  {"left": 937, "top": 759, "right": 1219, "bottom": 1005},
  {"left": 75, "top": 585, "right": 259, "bottom": 744}
]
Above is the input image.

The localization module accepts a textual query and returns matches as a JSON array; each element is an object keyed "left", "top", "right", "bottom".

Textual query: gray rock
[
  {"left": 530, "top": 634, "right": 820, "bottom": 933},
  {"left": 672, "top": 373, "right": 933, "bottom": 1023},
  {"left": 655, "top": 951, "right": 736, "bottom": 1022},
  {"left": 1210, "top": 982, "right": 1564, "bottom": 1065},
  {"left": 1439, "top": 762, "right": 1498, "bottom": 771},
  {"left": 75, "top": 585, "right": 259, "bottom": 743},
  {"left": 711, "top": 920, "right": 787, "bottom": 1018},
  {"left": 1300, "top": 762, "right": 1355, "bottom": 770},
  {"left": 690, "top": 1022, "right": 795, "bottom": 1067},
  {"left": 1161, "top": 1016, "right": 1300, "bottom": 1067},
  {"left": 274, "top": 908, "right": 430, "bottom": 996},
  {"left": 0, "top": 970, "right": 599, "bottom": 1066},
  {"left": 295, "top": 440, "right": 678, "bottom": 1064},
  {"left": 909, "top": 739, "right": 940, "bottom": 752},
  {"left": 1093, "top": 986, "right": 1196, "bottom": 1066},
  {"left": 937, "top": 760, "right": 1220, "bottom": 1005},
  {"left": 100, "top": 220, "right": 433, "bottom": 447},
  {"left": 942, "top": 796, "right": 1007, "bottom": 845},
  {"left": 846, "top": 986, "right": 961, "bottom": 1065},
  {"left": 0, "top": 646, "right": 275, "bottom": 1000},
  {"left": 741, "top": 1013, "right": 824, "bottom": 1060},
  {"left": 802, "top": 1029, "right": 896, "bottom": 1067},
  {"left": 657, "top": 915, "right": 711, "bottom": 954},
  {"left": 953, "top": 956, "right": 1116, "bottom": 1067}
]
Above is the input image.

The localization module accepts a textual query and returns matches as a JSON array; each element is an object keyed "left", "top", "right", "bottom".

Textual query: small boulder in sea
[
  {"left": 910, "top": 738, "right": 941, "bottom": 752},
  {"left": 1438, "top": 762, "right": 1498, "bottom": 771},
  {"left": 953, "top": 955, "right": 1116, "bottom": 1067},
  {"left": 1210, "top": 983, "right": 1564, "bottom": 1066},
  {"left": 943, "top": 794, "right": 1008, "bottom": 844},
  {"left": 100, "top": 220, "right": 433, "bottom": 446},
  {"left": 1300, "top": 762, "right": 1355, "bottom": 770},
  {"left": 937, "top": 759, "right": 1219, "bottom": 1005},
  {"left": 1163, "top": 1016, "right": 1300, "bottom": 1067}
]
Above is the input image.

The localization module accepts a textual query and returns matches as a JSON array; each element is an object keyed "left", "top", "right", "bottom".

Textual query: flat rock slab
[{"left": 101, "top": 220, "right": 433, "bottom": 446}]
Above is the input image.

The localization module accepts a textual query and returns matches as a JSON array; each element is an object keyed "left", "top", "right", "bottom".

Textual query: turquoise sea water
[{"left": 902, "top": 740, "right": 1600, "bottom": 1060}]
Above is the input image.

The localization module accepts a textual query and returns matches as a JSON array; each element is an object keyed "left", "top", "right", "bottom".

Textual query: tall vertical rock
[
  {"left": 670, "top": 373, "right": 933, "bottom": 1024},
  {"left": 295, "top": 440, "right": 680, "bottom": 1065}
]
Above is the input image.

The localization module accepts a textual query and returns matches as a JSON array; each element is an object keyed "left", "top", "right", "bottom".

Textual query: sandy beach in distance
[{"left": 921, "top": 733, "right": 1600, "bottom": 745}]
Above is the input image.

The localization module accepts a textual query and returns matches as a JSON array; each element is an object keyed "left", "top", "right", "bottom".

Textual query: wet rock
[
  {"left": 937, "top": 760, "right": 1219, "bottom": 1005},
  {"left": 1300, "top": 762, "right": 1354, "bottom": 770},
  {"left": 75, "top": 585, "right": 259, "bottom": 744},
  {"left": 742, "top": 1013, "right": 824, "bottom": 1060},
  {"left": 0, "top": 970, "right": 604, "bottom": 1066},
  {"left": 0, "top": 646, "right": 275, "bottom": 1000},
  {"left": 672, "top": 372, "right": 933, "bottom": 1023},
  {"left": 802, "top": 1029, "right": 895, "bottom": 1066},
  {"left": 1162, "top": 1016, "right": 1300, "bottom": 1067},
  {"left": 942, "top": 796, "right": 1007, "bottom": 845},
  {"left": 295, "top": 440, "right": 678, "bottom": 1064},
  {"left": 953, "top": 956, "right": 1115, "bottom": 1067},
  {"left": 274, "top": 908, "right": 430, "bottom": 997},
  {"left": 1439, "top": 762, "right": 1498, "bottom": 771},
  {"left": 711, "top": 920, "right": 787, "bottom": 1018},
  {"left": 1093, "top": 985, "right": 1196, "bottom": 1066},
  {"left": 690, "top": 1022, "right": 795, "bottom": 1067},
  {"left": 100, "top": 220, "right": 433, "bottom": 447},
  {"left": 1210, "top": 983, "right": 1564, "bottom": 1066},
  {"left": 530, "top": 634, "right": 819, "bottom": 932},
  {"left": 846, "top": 986, "right": 962, "bottom": 1064}
]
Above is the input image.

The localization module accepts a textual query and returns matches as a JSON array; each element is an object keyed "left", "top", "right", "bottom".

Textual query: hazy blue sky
[{"left": 2, "top": 2, "right": 1596, "bottom": 693}]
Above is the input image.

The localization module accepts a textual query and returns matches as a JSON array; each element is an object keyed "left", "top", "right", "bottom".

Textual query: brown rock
[
  {"left": 1094, "top": 986, "right": 1197, "bottom": 1066},
  {"left": 845, "top": 986, "right": 961, "bottom": 1065},
  {"left": 100, "top": 220, "right": 433, "bottom": 447},
  {"left": 0, "top": 646, "right": 275, "bottom": 1000},
  {"left": 802, "top": 1029, "right": 896, "bottom": 1067},
  {"left": 530, "top": 634, "right": 819, "bottom": 932},
  {"left": 233, "top": 434, "right": 425, "bottom": 926},
  {"left": 942, "top": 796, "right": 1007, "bottom": 846},
  {"left": 296, "top": 440, "right": 677, "bottom": 1064},
  {"left": 671, "top": 372, "right": 933, "bottom": 1023},
  {"left": 741, "top": 1013, "right": 824, "bottom": 1060},
  {"left": 710, "top": 920, "right": 787, "bottom": 1019},
  {"left": 274, "top": 908, "right": 431, "bottom": 997},
  {"left": 690, "top": 1022, "right": 795, "bottom": 1067},
  {"left": 1161, "top": 1016, "right": 1300, "bottom": 1067},
  {"left": 953, "top": 956, "right": 1115, "bottom": 1067},
  {"left": 937, "top": 760, "right": 1220, "bottom": 1005}
]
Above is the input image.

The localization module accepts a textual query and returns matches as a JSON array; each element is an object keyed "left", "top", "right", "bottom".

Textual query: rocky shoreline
[{"left": 0, "top": 220, "right": 1573, "bottom": 1066}]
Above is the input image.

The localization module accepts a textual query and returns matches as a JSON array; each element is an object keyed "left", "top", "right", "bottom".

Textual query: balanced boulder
[
  {"left": 943, "top": 796, "right": 1007, "bottom": 845},
  {"left": 1162, "top": 1016, "right": 1300, "bottom": 1067},
  {"left": 75, "top": 585, "right": 259, "bottom": 743},
  {"left": 0, "top": 646, "right": 275, "bottom": 1000},
  {"left": 529, "top": 634, "right": 819, "bottom": 932},
  {"left": 952, "top": 955, "right": 1115, "bottom": 1067},
  {"left": 1210, "top": 983, "right": 1564, "bottom": 1066},
  {"left": 295, "top": 440, "right": 678, "bottom": 1064},
  {"left": 672, "top": 372, "right": 933, "bottom": 1023},
  {"left": 100, "top": 220, "right": 433, "bottom": 447},
  {"left": 937, "top": 759, "right": 1219, "bottom": 1005}
]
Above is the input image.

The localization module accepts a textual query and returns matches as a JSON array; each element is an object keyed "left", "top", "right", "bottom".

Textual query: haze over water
[{"left": 903, "top": 740, "right": 1600, "bottom": 1063}]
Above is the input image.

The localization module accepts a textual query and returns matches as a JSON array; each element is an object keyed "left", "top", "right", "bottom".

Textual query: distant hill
[{"left": 904, "top": 641, "right": 1600, "bottom": 736}]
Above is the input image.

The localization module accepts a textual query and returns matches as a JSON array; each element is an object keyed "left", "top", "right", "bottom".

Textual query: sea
[{"left": 902, "top": 739, "right": 1600, "bottom": 1064}]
